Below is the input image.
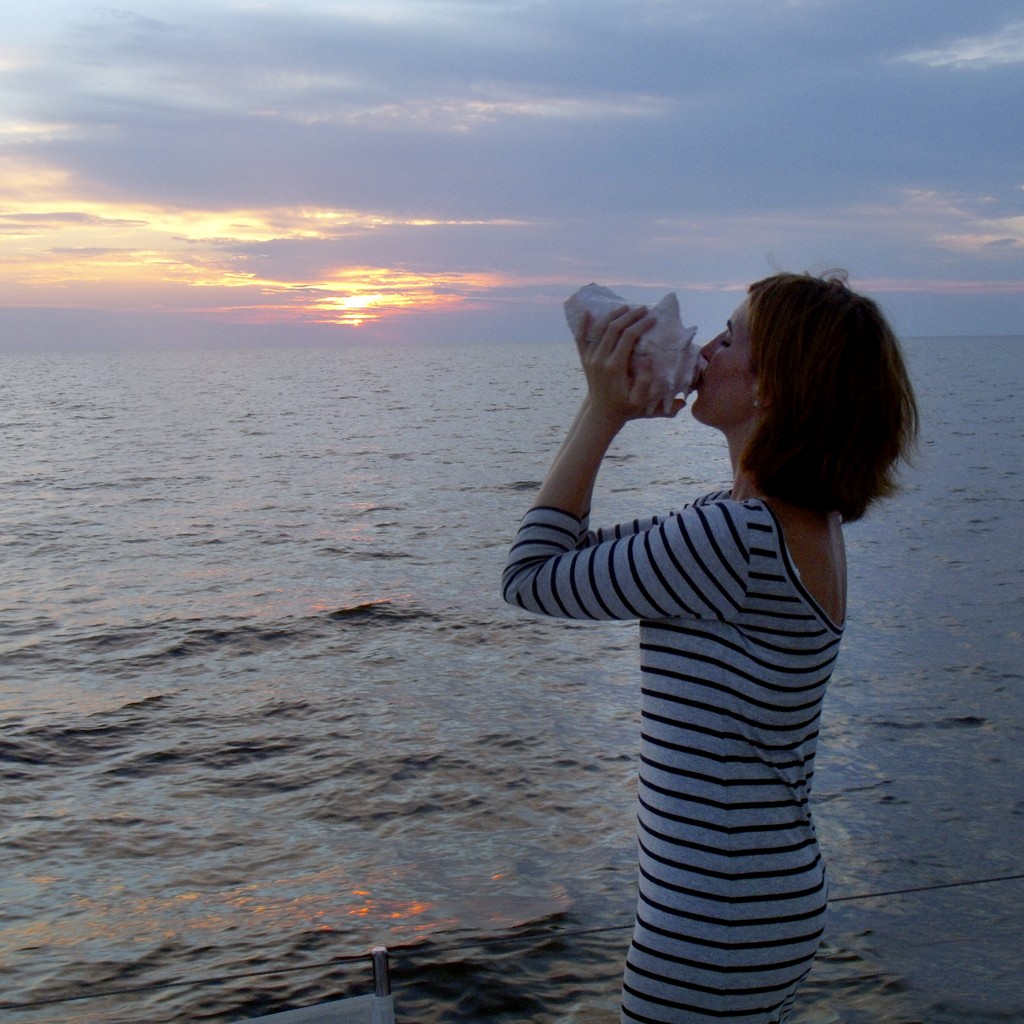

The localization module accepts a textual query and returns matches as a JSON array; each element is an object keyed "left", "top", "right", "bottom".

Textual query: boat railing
[{"left": 244, "top": 946, "right": 394, "bottom": 1024}]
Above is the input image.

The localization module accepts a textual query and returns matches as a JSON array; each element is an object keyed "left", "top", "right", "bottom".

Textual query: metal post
[{"left": 371, "top": 946, "right": 391, "bottom": 997}]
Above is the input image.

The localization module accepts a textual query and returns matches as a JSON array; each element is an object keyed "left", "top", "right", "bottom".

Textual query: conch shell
[{"left": 564, "top": 283, "right": 701, "bottom": 415}]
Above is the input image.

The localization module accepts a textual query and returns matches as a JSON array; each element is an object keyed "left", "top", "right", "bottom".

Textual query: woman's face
[{"left": 690, "top": 299, "right": 760, "bottom": 437}]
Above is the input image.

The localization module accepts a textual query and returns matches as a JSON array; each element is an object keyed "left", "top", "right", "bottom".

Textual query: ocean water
[{"left": 1, "top": 334, "right": 1021, "bottom": 1024}]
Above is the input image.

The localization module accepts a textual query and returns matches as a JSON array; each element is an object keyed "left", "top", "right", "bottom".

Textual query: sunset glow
[
  {"left": 1, "top": 2, "right": 1021, "bottom": 344},
  {"left": 0, "top": 155, "right": 517, "bottom": 325}
]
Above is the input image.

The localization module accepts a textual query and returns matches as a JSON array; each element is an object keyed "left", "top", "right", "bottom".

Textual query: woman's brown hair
[{"left": 741, "top": 272, "right": 919, "bottom": 522}]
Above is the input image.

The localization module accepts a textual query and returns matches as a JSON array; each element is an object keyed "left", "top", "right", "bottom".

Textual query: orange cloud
[
  {"left": 192, "top": 266, "right": 508, "bottom": 326},
  {"left": 0, "top": 154, "right": 520, "bottom": 325}
]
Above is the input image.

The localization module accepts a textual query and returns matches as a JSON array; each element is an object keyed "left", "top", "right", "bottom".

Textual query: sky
[{"left": 0, "top": 0, "right": 1022, "bottom": 349}]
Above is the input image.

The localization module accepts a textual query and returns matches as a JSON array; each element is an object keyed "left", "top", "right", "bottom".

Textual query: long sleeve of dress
[{"left": 502, "top": 494, "right": 749, "bottom": 624}]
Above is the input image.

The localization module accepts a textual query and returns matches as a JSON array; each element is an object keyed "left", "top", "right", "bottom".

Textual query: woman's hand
[
  {"left": 532, "top": 302, "right": 684, "bottom": 517},
  {"left": 575, "top": 305, "right": 684, "bottom": 425}
]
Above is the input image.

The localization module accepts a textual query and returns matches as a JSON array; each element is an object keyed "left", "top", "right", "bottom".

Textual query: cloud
[
  {"left": 288, "top": 90, "right": 676, "bottom": 134},
  {"left": 897, "top": 19, "right": 1024, "bottom": 69},
  {"left": 0, "top": 148, "right": 531, "bottom": 323},
  {"left": 843, "top": 188, "right": 1024, "bottom": 253}
]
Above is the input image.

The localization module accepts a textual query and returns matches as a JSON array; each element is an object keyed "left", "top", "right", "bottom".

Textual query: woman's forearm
[
  {"left": 532, "top": 303, "right": 660, "bottom": 518},
  {"left": 533, "top": 401, "right": 625, "bottom": 518}
]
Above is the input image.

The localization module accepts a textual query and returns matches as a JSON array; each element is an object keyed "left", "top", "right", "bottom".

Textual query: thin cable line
[
  {"left": 3, "top": 871, "right": 1022, "bottom": 1013},
  {"left": 829, "top": 871, "right": 1024, "bottom": 903}
]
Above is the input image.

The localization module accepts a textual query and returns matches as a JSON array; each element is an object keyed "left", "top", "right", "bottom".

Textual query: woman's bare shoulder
[{"left": 762, "top": 498, "right": 847, "bottom": 627}]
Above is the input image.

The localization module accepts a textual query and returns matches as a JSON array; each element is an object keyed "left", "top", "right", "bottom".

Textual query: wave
[
  {"left": 2, "top": 598, "right": 445, "bottom": 671},
  {"left": 0, "top": 695, "right": 173, "bottom": 774},
  {"left": 325, "top": 599, "right": 430, "bottom": 623},
  {"left": 498, "top": 479, "right": 543, "bottom": 492}
]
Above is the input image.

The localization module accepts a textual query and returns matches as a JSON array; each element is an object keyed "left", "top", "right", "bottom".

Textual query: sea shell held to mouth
[{"left": 564, "top": 283, "right": 702, "bottom": 415}]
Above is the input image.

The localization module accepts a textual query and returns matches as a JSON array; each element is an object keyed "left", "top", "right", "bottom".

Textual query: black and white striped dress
[{"left": 502, "top": 492, "right": 843, "bottom": 1024}]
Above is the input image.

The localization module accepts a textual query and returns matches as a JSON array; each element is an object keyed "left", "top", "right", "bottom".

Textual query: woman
[{"left": 502, "top": 272, "right": 918, "bottom": 1023}]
